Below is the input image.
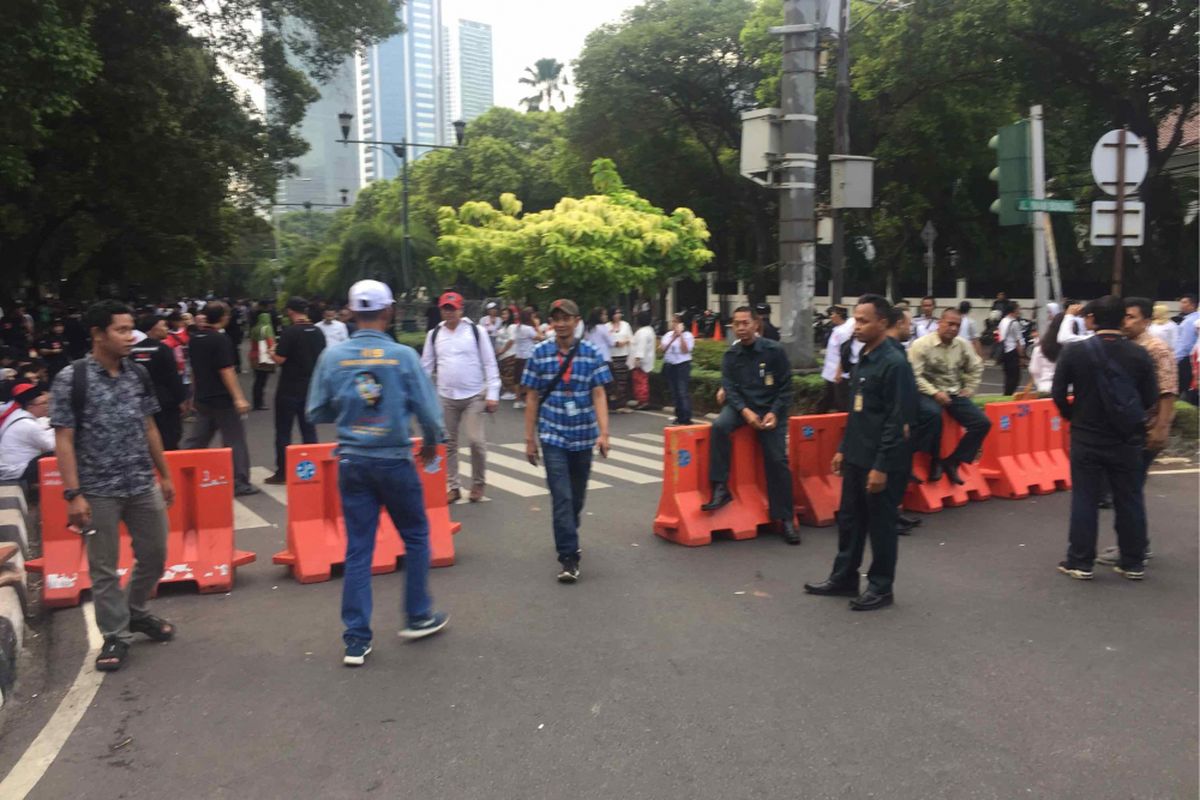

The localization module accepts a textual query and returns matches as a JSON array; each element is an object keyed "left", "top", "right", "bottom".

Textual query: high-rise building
[
  {"left": 441, "top": 24, "right": 456, "bottom": 140},
  {"left": 357, "top": 0, "right": 446, "bottom": 183},
  {"left": 270, "top": 19, "right": 361, "bottom": 209},
  {"left": 456, "top": 20, "right": 493, "bottom": 123}
]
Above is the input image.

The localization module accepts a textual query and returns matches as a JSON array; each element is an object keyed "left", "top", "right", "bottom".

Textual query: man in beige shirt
[{"left": 907, "top": 308, "right": 990, "bottom": 484}]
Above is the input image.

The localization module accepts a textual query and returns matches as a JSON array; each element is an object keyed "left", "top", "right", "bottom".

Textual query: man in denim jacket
[{"left": 306, "top": 280, "right": 449, "bottom": 666}]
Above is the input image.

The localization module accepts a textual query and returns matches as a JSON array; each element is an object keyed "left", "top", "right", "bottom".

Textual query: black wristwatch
[{"left": 63, "top": 488, "right": 84, "bottom": 501}]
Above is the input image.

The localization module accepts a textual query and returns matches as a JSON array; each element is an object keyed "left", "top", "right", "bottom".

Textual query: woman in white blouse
[
  {"left": 512, "top": 307, "right": 540, "bottom": 409},
  {"left": 607, "top": 308, "right": 634, "bottom": 410}
]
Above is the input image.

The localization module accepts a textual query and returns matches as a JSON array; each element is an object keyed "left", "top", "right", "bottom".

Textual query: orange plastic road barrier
[
  {"left": 976, "top": 399, "right": 1070, "bottom": 499},
  {"left": 272, "top": 440, "right": 459, "bottom": 583},
  {"left": 902, "top": 414, "right": 992, "bottom": 513},
  {"left": 27, "top": 449, "right": 255, "bottom": 608},
  {"left": 788, "top": 413, "right": 846, "bottom": 526},
  {"left": 653, "top": 424, "right": 772, "bottom": 546}
]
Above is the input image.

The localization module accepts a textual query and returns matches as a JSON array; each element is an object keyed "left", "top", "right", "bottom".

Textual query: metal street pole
[
  {"left": 776, "top": 0, "right": 820, "bottom": 366},
  {"left": 1029, "top": 105, "right": 1049, "bottom": 331},
  {"left": 1111, "top": 127, "right": 1127, "bottom": 295},
  {"left": 399, "top": 139, "right": 412, "bottom": 292},
  {"left": 829, "top": 0, "right": 850, "bottom": 307}
]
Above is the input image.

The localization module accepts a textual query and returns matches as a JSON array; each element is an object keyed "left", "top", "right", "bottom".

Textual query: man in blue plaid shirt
[{"left": 521, "top": 298, "right": 612, "bottom": 583}]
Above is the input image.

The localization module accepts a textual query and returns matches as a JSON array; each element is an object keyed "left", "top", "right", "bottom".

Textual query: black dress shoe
[
  {"left": 849, "top": 590, "right": 894, "bottom": 611},
  {"left": 700, "top": 483, "right": 733, "bottom": 512},
  {"left": 804, "top": 579, "right": 859, "bottom": 597},
  {"left": 779, "top": 520, "right": 801, "bottom": 545},
  {"left": 942, "top": 460, "right": 964, "bottom": 485},
  {"left": 928, "top": 460, "right": 944, "bottom": 482},
  {"left": 908, "top": 473, "right": 923, "bottom": 485},
  {"left": 896, "top": 514, "right": 920, "bottom": 535}
]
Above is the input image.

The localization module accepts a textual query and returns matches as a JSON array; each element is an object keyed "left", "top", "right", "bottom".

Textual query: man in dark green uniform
[
  {"left": 805, "top": 294, "right": 915, "bottom": 610},
  {"left": 700, "top": 306, "right": 800, "bottom": 544}
]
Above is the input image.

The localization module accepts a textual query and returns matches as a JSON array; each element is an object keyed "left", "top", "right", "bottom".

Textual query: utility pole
[
  {"left": 1029, "top": 105, "right": 1049, "bottom": 331},
  {"left": 829, "top": 0, "right": 850, "bottom": 307},
  {"left": 775, "top": 0, "right": 820, "bottom": 366}
]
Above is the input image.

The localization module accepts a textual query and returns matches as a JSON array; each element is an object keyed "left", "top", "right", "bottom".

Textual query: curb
[{"left": 0, "top": 486, "right": 31, "bottom": 708}]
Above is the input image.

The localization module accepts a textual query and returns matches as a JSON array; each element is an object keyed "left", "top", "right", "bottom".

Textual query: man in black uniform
[
  {"left": 805, "top": 294, "right": 915, "bottom": 610},
  {"left": 264, "top": 296, "right": 326, "bottom": 484},
  {"left": 755, "top": 303, "right": 780, "bottom": 341},
  {"left": 700, "top": 306, "right": 800, "bottom": 544},
  {"left": 130, "top": 315, "right": 186, "bottom": 450}
]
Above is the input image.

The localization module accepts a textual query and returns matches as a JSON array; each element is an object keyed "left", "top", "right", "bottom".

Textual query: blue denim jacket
[{"left": 306, "top": 329, "right": 444, "bottom": 460}]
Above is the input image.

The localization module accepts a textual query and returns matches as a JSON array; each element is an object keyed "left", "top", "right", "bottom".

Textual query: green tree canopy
[{"left": 431, "top": 159, "right": 713, "bottom": 309}]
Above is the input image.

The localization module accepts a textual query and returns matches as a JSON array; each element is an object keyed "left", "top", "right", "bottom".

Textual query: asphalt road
[{"left": 2, "top": 368, "right": 1197, "bottom": 799}]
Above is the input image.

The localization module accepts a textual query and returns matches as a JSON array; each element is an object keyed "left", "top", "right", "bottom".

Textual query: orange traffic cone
[
  {"left": 712, "top": 320, "right": 723, "bottom": 340},
  {"left": 691, "top": 320, "right": 700, "bottom": 337}
]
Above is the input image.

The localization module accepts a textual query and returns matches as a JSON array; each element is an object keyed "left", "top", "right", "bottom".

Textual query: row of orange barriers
[
  {"left": 654, "top": 398, "right": 1071, "bottom": 546},
  {"left": 272, "top": 439, "right": 459, "bottom": 583},
  {"left": 27, "top": 449, "right": 256, "bottom": 607}
]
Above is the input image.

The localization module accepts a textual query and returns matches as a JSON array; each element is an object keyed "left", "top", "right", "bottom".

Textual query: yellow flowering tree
[{"left": 431, "top": 159, "right": 713, "bottom": 308}]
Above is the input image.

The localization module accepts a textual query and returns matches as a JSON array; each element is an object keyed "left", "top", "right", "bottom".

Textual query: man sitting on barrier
[
  {"left": 907, "top": 307, "right": 989, "bottom": 485},
  {"left": 700, "top": 306, "right": 800, "bottom": 545},
  {"left": 805, "top": 294, "right": 915, "bottom": 611}
]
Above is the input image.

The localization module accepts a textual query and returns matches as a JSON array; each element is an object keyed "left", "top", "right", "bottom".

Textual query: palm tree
[{"left": 518, "top": 58, "right": 569, "bottom": 112}]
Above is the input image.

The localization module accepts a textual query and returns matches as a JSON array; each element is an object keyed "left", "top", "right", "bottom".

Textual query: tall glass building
[
  {"left": 456, "top": 20, "right": 493, "bottom": 122},
  {"left": 357, "top": 0, "right": 446, "bottom": 183}
]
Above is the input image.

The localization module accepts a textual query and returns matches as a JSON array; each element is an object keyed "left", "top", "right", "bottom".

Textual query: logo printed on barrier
[
  {"left": 1017, "top": 404, "right": 1031, "bottom": 417},
  {"left": 296, "top": 460, "right": 316, "bottom": 481},
  {"left": 802, "top": 425, "right": 814, "bottom": 439},
  {"left": 198, "top": 469, "right": 229, "bottom": 489},
  {"left": 678, "top": 449, "right": 691, "bottom": 468},
  {"left": 1051, "top": 416, "right": 1061, "bottom": 432},
  {"left": 1000, "top": 415, "right": 1011, "bottom": 431}
]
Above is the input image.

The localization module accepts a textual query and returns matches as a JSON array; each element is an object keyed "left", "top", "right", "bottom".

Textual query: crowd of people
[{"left": 0, "top": 286, "right": 1194, "bottom": 668}]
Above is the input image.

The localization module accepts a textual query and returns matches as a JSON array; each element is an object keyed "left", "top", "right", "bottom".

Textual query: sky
[{"left": 442, "top": 0, "right": 643, "bottom": 110}]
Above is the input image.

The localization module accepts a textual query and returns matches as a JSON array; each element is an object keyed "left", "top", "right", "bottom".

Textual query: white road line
[
  {"left": 1148, "top": 468, "right": 1200, "bottom": 475},
  {"left": 234, "top": 501, "right": 272, "bottom": 531},
  {"left": 0, "top": 603, "right": 104, "bottom": 799},
  {"left": 607, "top": 436, "right": 665, "bottom": 456},
  {"left": 489, "top": 450, "right": 611, "bottom": 491},
  {"left": 472, "top": 465, "right": 547, "bottom": 498},
  {"left": 599, "top": 448, "right": 664, "bottom": 471},
  {"left": 250, "top": 466, "right": 287, "bottom": 504},
  {"left": 630, "top": 433, "right": 668, "bottom": 443}
]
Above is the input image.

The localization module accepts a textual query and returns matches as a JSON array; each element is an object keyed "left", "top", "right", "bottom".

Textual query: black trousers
[
  {"left": 816, "top": 380, "right": 849, "bottom": 414},
  {"left": 1178, "top": 358, "right": 1196, "bottom": 405},
  {"left": 830, "top": 463, "right": 908, "bottom": 593},
  {"left": 1066, "top": 440, "right": 1147, "bottom": 569},
  {"left": 912, "top": 395, "right": 991, "bottom": 463},
  {"left": 1001, "top": 349, "right": 1021, "bottom": 395},
  {"left": 708, "top": 406, "right": 794, "bottom": 520},
  {"left": 275, "top": 392, "right": 318, "bottom": 473},
  {"left": 252, "top": 369, "right": 272, "bottom": 409},
  {"left": 155, "top": 406, "right": 182, "bottom": 451}
]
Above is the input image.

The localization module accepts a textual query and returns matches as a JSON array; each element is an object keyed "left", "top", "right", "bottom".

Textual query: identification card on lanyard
[{"left": 558, "top": 352, "right": 579, "bottom": 416}]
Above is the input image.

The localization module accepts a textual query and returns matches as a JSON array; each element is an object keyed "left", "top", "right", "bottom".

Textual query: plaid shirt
[{"left": 520, "top": 338, "right": 612, "bottom": 451}]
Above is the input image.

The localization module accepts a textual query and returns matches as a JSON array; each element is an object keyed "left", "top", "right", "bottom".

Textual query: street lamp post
[{"left": 337, "top": 112, "right": 466, "bottom": 294}]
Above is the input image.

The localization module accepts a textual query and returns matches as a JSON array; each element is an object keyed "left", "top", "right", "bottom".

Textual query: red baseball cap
[{"left": 438, "top": 291, "right": 464, "bottom": 309}]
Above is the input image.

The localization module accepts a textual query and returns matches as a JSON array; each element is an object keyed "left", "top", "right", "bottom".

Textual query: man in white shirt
[
  {"left": 0, "top": 382, "right": 55, "bottom": 484},
  {"left": 421, "top": 291, "right": 501, "bottom": 503},
  {"left": 480, "top": 302, "right": 502, "bottom": 345},
  {"left": 818, "top": 306, "right": 853, "bottom": 412},
  {"left": 955, "top": 300, "right": 983, "bottom": 357},
  {"left": 911, "top": 296, "right": 939, "bottom": 341},
  {"left": 316, "top": 306, "right": 349, "bottom": 346},
  {"left": 659, "top": 313, "right": 695, "bottom": 425},
  {"left": 996, "top": 301, "right": 1026, "bottom": 395},
  {"left": 1057, "top": 299, "right": 1090, "bottom": 345}
]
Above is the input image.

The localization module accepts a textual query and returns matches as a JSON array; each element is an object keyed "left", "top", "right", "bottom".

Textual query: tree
[
  {"left": 519, "top": 58, "right": 569, "bottom": 112},
  {"left": 431, "top": 159, "right": 714, "bottom": 309}
]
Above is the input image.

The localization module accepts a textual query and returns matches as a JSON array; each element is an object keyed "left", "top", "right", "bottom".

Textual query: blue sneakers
[
  {"left": 343, "top": 640, "right": 372, "bottom": 666},
  {"left": 399, "top": 612, "right": 450, "bottom": 640}
]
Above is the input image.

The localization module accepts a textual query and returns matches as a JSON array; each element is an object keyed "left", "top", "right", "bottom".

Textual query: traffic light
[{"left": 988, "top": 121, "right": 1031, "bottom": 227}]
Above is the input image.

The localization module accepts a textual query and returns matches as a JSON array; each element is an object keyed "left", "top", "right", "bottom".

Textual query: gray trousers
[
  {"left": 184, "top": 402, "right": 251, "bottom": 486},
  {"left": 441, "top": 393, "right": 487, "bottom": 491},
  {"left": 86, "top": 488, "right": 168, "bottom": 643}
]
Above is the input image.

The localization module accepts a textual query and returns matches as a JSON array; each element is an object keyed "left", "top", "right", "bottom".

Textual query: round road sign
[{"left": 1090, "top": 130, "right": 1148, "bottom": 196}]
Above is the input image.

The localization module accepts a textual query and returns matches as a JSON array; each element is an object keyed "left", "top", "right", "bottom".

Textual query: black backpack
[
  {"left": 70, "top": 357, "right": 153, "bottom": 436},
  {"left": 1082, "top": 337, "right": 1146, "bottom": 438}
]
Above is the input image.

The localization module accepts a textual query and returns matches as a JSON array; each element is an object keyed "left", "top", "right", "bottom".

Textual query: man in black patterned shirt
[{"left": 51, "top": 301, "right": 178, "bottom": 672}]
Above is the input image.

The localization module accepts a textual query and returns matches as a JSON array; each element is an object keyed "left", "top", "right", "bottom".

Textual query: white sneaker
[
  {"left": 500, "top": 392, "right": 517, "bottom": 401},
  {"left": 513, "top": 401, "right": 526, "bottom": 409}
]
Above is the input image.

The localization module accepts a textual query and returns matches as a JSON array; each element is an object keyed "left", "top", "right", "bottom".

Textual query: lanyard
[{"left": 556, "top": 351, "right": 574, "bottom": 385}]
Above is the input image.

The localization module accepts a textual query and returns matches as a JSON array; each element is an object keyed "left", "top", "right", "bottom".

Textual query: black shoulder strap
[
  {"left": 71, "top": 358, "right": 88, "bottom": 433},
  {"left": 539, "top": 340, "right": 581, "bottom": 405},
  {"left": 431, "top": 322, "right": 486, "bottom": 384}
]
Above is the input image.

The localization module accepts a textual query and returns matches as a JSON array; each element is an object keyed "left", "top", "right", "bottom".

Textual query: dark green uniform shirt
[
  {"left": 720, "top": 336, "right": 792, "bottom": 417},
  {"left": 840, "top": 337, "right": 916, "bottom": 472}
]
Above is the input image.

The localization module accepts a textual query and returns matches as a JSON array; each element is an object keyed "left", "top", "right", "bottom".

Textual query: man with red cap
[{"left": 420, "top": 291, "right": 500, "bottom": 503}]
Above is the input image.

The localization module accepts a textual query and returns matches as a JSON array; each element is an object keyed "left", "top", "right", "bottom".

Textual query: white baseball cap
[{"left": 348, "top": 279, "right": 394, "bottom": 312}]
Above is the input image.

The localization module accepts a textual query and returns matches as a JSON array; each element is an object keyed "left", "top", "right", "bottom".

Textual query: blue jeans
[
  {"left": 339, "top": 455, "right": 432, "bottom": 645},
  {"left": 542, "top": 444, "right": 593, "bottom": 565},
  {"left": 664, "top": 361, "right": 692, "bottom": 424}
]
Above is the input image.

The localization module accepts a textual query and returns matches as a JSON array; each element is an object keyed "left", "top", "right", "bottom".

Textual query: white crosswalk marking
[
  {"left": 250, "top": 466, "right": 287, "bottom": 504},
  {"left": 607, "top": 436, "right": 664, "bottom": 457},
  {"left": 234, "top": 501, "right": 271, "bottom": 531},
  {"left": 630, "top": 432, "right": 667, "bottom": 443},
  {"left": 599, "top": 448, "right": 663, "bottom": 471},
  {"left": 499, "top": 444, "right": 658, "bottom": 484},
  {"left": 487, "top": 451, "right": 611, "bottom": 492}
]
